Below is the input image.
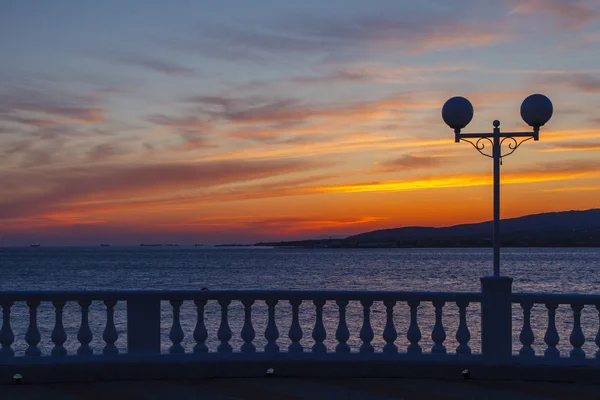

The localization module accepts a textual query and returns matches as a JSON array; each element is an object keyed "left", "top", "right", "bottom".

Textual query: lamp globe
[
  {"left": 521, "top": 94, "right": 553, "bottom": 128},
  {"left": 442, "top": 96, "right": 474, "bottom": 131}
]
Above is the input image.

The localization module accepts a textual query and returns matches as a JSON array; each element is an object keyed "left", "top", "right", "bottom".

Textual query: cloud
[
  {"left": 0, "top": 115, "right": 63, "bottom": 127},
  {"left": 147, "top": 114, "right": 213, "bottom": 149},
  {"left": 147, "top": 114, "right": 210, "bottom": 131},
  {"left": 115, "top": 54, "right": 195, "bottom": 76},
  {"left": 508, "top": 0, "right": 598, "bottom": 28},
  {"left": 228, "top": 121, "right": 310, "bottom": 143},
  {"left": 537, "top": 142, "right": 600, "bottom": 152},
  {"left": 86, "top": 143, "right": 126, "bottom": 162},
  {"left": 537, "top": 73, "right": 600, "bottom": 93},
  {"left": 159, "top": 215, "right": 388, "bottom": 234},
  {"left": 0, "top": 159, "right": 324, "bottom": 220},
  {"left": 197, "top": 13, "right": 508, "bottom": 61},
  {"left": 166, "top": 92, "right": 431, "bottom": 145},
  {"left": 241, "top": 215, "right": 389, "bottom": 232},
  {"left": 543, "top": 186, "right": 600, "bottom": 192},
  {"left": 316, "top": 160, "right": 600, "bottom": 194},
  {"left": 377, "top": 155, "right": 444, "bottom": 172},
  {"left": 188, "top": 93, "right": 417, "bottom": 126},
  {"left": 584, "top": 33, "right": 600, "bottom": 42},
  {"left": 240, "top": 64, "right": 479, "bottom": 89},
  {"left": 543, "top": 128, "right": 600, "bottom": 142},
  {"left": 0, "top": 88, "right": 106, "bottom": 126}
]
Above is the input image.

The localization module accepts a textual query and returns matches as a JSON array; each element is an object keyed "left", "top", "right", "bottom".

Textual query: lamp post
[{"left": 442, "top": 94, "right": 553, "bottom": 277}]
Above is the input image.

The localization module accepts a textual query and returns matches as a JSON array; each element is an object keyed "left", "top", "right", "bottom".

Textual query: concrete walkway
[{"left": 2, "top": 377, "right": 600, "bottom": 400}]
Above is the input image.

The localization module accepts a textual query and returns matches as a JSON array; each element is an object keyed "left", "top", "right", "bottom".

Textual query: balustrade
[
  {"left": 264, "top": 299, "right": 279, "bottom": 354},
  {"left": 431, "top": 300, "right": 446, "bottom": 354},
  {"left": 103, "top": 300, "right": 119, "bottom": 355},
  {"left": 335, "top": 300, "right": 350, "bottom": 354},
  {"left": 169, "top": 300, "right": 184, "bottom": 354},
  {"left": 0, "top": 301, "right": 15, "bottom": 357},
  {"left": 514, "top": 294, "right": 600, "bottom": 362},
  {"left": 382, "top": 300, "right": 398, "bottom": 353},
  {"left": 407, "top": 300, "right": 422, "bottom": 355},
  {"left": 288, "top": 299, "right": 303, "bottom": 353},
  {"left": 241, "top": 299, "right": 256, "bottom": 353},
  {"left": 456, "top": 301, "right": 471, "bottom": 355},
  {"left": 77, "top": 300, "right": 93, "bottom": 355},
  {"left": 596, "top": 305, "right": 600, "bottom": 360},
  {"left": 359, "top": 299, "right": 374, "bottom": 353},
  {"left": 51, "top": 300, "right": 67, "bottom": 356},
  {"left": 312, "top": 299, "right": 327, "bottom": 353},
  {"left": 193, "top": 300, "right": 208, "bottom": 353},
  {"left": 25, "top": 300, "right": 41, "bottom": 356},
  {"left": 518, "top": 301, "right": 534, "bottom": 357},
  {"left": 0, "top": 290, "right": 598, "bottom": 367},
  {"left": 217, "top": 299, "right": 232, "bottom": 353},
  {"left": 569, "top": 303, "right": 585, "bottom": 358}
]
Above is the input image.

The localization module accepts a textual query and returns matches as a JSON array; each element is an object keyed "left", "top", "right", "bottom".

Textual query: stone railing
[
  {"left": 512, "top": 293, "right": 600, "bottom": 362},
  {"left": 1, "top": 279, "right": 599, "bottom": 369},
  {"left": 0, "top": 290, "right": 481, "bottom": 360}
]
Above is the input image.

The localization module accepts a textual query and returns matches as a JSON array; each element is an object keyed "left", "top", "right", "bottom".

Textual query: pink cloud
[{"left": 509, "top": 0, "right": 598, "bottom": 28}]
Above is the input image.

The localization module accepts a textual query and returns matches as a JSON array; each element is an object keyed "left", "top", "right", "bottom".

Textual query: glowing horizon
[{"left": 1, "top": 0, "right": 599, "bottom": 245}]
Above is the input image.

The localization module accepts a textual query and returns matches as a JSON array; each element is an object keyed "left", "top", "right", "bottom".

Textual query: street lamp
[{"left": 442, "top": 94, "right": 553, "bottom": 276}]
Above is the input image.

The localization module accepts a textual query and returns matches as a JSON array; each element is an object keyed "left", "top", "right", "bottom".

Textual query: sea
[{"left": 1, "top": 247, "right": 599, "bottom": 357}]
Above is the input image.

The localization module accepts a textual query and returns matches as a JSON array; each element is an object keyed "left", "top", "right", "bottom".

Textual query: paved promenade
[{"left": 3, "top": 377, "right": 600, "bottom": 400}]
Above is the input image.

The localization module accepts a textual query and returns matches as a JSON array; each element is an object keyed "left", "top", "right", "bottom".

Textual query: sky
[{"left": 0, "top": 0, "right": 599, "bottom": 245}]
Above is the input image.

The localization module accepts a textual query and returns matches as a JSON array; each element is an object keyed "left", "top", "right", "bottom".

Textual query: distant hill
[{"left": 255, "top": 209, "right": 600, "bottom": 248}]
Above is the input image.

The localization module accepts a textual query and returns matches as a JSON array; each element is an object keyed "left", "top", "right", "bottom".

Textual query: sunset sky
[{"left": 1, "top": 0, "right": 600, "bottom": 245}]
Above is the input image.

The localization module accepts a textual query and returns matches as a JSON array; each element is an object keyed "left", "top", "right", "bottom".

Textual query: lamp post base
[{"left": 481, "top": 276, "right": 513, "bottom": 364}]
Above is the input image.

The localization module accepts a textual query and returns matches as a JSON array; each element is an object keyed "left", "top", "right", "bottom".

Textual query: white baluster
[
  {"left": 544, "top": 303, "right": 560, "bottom": 357},
  {"left": 241, "top": 299, "right": 256, "bottom": 353},
  {"left": 456, "top": 301, "right": 471, "bottom": 355},
  {"left": 518, "top": 301, "right": 534, "bottom": 357},
  {"left": 0, "top": 301, "right": 15, "bottom": 357},
  {"left": 103, "top": 300, "right": 118, "bottom": 355},
  {"left": 569, "top": 303, "right": 585, "bottom": 358},
  {"left": 431, "top": 300, "right": 446, "bottom": 354},
  {"left": 51, "top": 300, "right": 67, "bottom": 356},
  {"left": 383, "top": 300, "right": 398, "bottom": 353},
  {"left": 169, "top": 300, "right": 184, "bottom": 354},
  {"left": 288, "top": 299, "right": 303, "bottom": 353},
  {"left": 407, "top": 300, "right": 422, "bottom": 355},
  {"left": 217, "top": 299, "right": 232, "bottom": 353},
  {"left": 595, "top": 304, "right": 600, "bottom": 359},
  {"left": 193, "top": 300, "right": 208, "bottom": 353},
  {"left": 264, "top": 299, "right": 279, "bottom": 353},
  {"left": 312, "top": 299, "right": 327, "bottom": 353},
  {"left": 335, "top": 300, "right": 350, "bottom": 354},
  {"left": 359, "top": 299, "right": 374, "bottom": 353},
  {"left": 77, "top": 300, "right": 93, "bottom": 355},
  {"left": 25, "top": 300, "right": 41, "bottom": 356}
]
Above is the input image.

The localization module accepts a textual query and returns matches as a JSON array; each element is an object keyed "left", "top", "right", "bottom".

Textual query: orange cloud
[
  {"left": 543, "top": 186, "right": 600, "bottom": 192},
  {"left": 0, "top": 159, "right": 328, "bottom": 220},
  {"left": 538, "top": 142, "right": 600, "bottom": 152},
  {"left": 316, "top": 161, "right": 600, "bottom": 194},
  {"left": 541, "top": 129, "right": 600, "bottom": 142},
  {"left": 157, "top": 215, "right": 389, "bottom": 235}
]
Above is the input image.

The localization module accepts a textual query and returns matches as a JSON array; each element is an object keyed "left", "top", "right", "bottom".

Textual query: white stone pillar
[
  {"left": 127, "top": 299, "right": 161, "bottom": 354},
  {"left": 481, "top": 276, "right": 513, "bottom": 364}
]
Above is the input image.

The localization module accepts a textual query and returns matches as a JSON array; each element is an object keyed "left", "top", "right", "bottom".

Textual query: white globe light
[
  {"left": 521, "top": 94, "right": 553, "bottom": 128},
  {"left": 442, "top": 97, "right": 473, "bottom": 130}
]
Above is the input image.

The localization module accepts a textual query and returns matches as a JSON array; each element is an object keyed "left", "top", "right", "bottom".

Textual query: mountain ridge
[{"left": 255, "top": 208, "right": 600, "bottom": 248}]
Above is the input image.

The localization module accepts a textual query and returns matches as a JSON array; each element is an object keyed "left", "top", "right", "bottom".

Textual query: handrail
[
  {"left": 512, "top": 293, "right": 600, "bottom": 305},
  {"left": 0, "top": 290, "right": 482, "bottom": 302}
]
